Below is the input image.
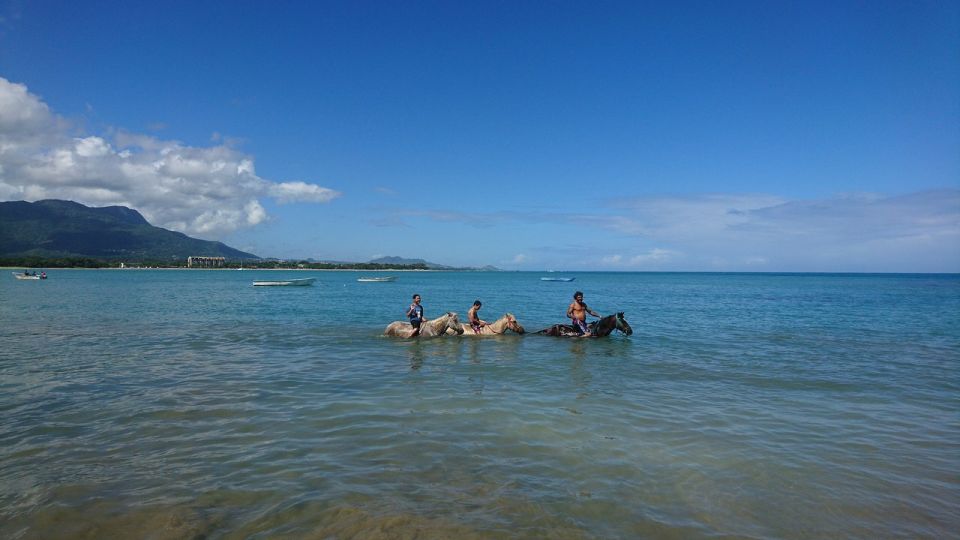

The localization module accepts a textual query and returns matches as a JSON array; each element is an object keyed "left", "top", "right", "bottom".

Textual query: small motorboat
[
  {"left": 252, "top": 277, "right": 316, "bottom": 287},
  {"left": 13, "top": 271, "right": 45, "bottom": 280},
  {"left": 357, "top": 276, "right": 397, "bottom": 282},
  {"left": 540, "top": 277, "right": 575, "bottom": 282}
]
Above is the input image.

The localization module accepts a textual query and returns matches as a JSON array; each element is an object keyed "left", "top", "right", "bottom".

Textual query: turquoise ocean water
[{"left": 1, "top": 270, "right": 958, "bottom": 539}]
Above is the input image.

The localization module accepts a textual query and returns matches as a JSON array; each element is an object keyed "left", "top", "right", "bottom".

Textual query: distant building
[{"left": 187, "top": 256, "right": 225, "bottom": 268}]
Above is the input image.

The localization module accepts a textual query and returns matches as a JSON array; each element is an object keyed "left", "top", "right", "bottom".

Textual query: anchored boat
[
  {"left": 252, "top": 278, "right": 316, "bottom": 287},
  {"left": 12, "top": 271, "right": 46, "bottom": 280}
]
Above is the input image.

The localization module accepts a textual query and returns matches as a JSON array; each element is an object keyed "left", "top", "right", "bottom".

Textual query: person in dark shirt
[{"left": 406, "top": 294, "right": 424, "bottom": 338}]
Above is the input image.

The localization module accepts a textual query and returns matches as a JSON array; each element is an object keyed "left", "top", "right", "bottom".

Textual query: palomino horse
[
  {"left": 384, "top": 312, "right": 464, "bottom": 338},
  {"left": 445, "top": 313, "right": 526, "bottom": 336},
  {"left": 535, "top": 312, "right": 633, "bottom": 337}
]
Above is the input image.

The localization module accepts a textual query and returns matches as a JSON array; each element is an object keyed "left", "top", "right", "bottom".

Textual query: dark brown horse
[{"left": 535, "top": 312, "right": 633, "bottom": 337}]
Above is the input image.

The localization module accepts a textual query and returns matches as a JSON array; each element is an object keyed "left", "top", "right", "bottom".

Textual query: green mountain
[{"left": 0, "top": 199, "right": 259, "bottom": 260}]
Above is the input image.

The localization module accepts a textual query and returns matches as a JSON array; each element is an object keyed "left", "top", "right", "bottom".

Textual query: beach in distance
[{"left": 1, "top": 270, "right": 958, "bottom": 539}]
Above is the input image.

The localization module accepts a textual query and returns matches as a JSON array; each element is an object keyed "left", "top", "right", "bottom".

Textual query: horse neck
[
  {"left": 441, "top": 317, "right": 455, "bottom": 331},
  {"left": 427, "top": 316, "right": 446, "bottom": 332},
  {"left": 593, "top": 315, "right": 616, "bottom": 336},
  {"left": 488, "top": 315, "right": 510, "bottom": 334}
]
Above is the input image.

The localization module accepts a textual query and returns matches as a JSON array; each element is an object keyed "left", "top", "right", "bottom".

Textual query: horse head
[
  {"left": 504, "top": 313, "right": 525, "bottom": 334},
  {"left": 615, "top": 312, "right": 633, "bottom": 335}
]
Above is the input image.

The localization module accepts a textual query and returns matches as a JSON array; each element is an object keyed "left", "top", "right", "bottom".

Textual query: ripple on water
[{"left": 1, "top": 271, "right": 958, "bottom": 538}]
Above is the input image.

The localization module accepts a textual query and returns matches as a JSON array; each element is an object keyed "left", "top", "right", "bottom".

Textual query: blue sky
[{"left": 1, "top": 1, "right": 957, "bottom": 271}]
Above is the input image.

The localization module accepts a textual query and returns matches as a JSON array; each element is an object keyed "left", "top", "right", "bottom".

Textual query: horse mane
[
  {"left": 589, "top": 314, "right": 618, "bottom": 337},
  {"left": 421, "top": 312, "right": 461, "bottom": 336}
]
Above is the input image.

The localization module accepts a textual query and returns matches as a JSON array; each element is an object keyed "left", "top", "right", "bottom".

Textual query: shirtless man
[
  {"left": 567, "top": 291, "right": 599, "bottom": 336},
  {"left": 467, "top": 300, "right": 488, "bottom": 334}
]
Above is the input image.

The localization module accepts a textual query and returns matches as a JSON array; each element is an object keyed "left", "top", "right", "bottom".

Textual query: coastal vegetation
[{"left": 0, "top": 256, "right": 430, "bottom": 270}]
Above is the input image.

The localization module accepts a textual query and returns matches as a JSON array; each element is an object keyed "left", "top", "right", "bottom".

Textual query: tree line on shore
[{"left": 0, "top": 256, "right": 430, "bottom": 271}]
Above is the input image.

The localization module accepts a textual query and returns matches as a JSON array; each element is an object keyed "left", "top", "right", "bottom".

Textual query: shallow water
[{"left": 1, "top": 270, "right": 958, "bottom": 538}]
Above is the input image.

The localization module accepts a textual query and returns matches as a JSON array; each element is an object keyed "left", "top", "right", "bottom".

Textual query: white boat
[
  {"left": 540, "top": 277, "right": 575, "bottom": 282},
  {"left": 252, "top": 277, "right": 316, "bottom": 287},
  {"left": 357, "top": 276, "right": 397, "bottom": 282},
  {"left": 12, "top": 272, "right": 44, "bottom": 280}
]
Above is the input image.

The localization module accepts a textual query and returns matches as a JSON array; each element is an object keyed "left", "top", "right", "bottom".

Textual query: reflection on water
[{"left": 407, "top": 341, "right": 426, "bottom": 371}]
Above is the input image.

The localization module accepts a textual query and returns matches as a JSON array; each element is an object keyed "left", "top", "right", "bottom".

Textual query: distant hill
[
  {"left": 0, "top": 199, "right": 259, "bottom": 261},
  {"left": 369, "top": 255, "right": 500, "bottom": 271},
  {"left": 369, "top": 256, "right": 447, "bottom": 269}
]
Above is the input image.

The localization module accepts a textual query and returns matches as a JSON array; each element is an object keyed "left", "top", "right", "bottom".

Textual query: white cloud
[
  {"left": 605, "top": 191, "right": 960, "bottom": 271},
  {"left": 0, "top": 78, "right": 56, "bottom": 136},
  {"left": 360, "top": 188, "right": 958, "bottom": 271},
  {"left": 512, "top": 254, "right": 528, "bottom": 264},
  {"left": 602, "top": 193, "right": 787, "bottom": 240},
  {"left": 600, "top": 249, "right": 678, "bottom": 268},
  {"left": 74, "top": 136, "right": 111, "bottom": 157},
  {"left": 0, "top": 77, "right": 341, "bottom": 238},
  {"left": 629, "top": 248, "right": 678, "bottom": 265},
  {"left": 269, "top": 181, "right": 339, "bottom": 204}
]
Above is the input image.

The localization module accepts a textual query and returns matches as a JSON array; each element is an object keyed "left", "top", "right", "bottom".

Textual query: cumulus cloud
[
  {"left": 0, "top": 77, "right": 341, "bottom": 237},
  {"left": 0, "top": 78, "right": 57, "bottom": 137}
]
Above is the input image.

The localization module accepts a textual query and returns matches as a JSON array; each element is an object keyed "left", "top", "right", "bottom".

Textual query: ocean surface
[{"left": 1, "top": 269, "right": 958, "bottom": 539}]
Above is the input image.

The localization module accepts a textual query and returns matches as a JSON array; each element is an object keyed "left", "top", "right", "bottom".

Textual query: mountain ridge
[
  {"left": 0, "top": 199, "right": 258, "bottom": 260},
  {"left": 1, "top": 200, "right": 502, "bottom": 269}
]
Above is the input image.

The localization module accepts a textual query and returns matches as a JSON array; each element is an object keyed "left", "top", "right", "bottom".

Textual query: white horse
[
  {"left": 384, "top": 312, "right": 464, "bottom": 338},
  {"left": 446, "top": 313, "right": 525, "bottom": 336}
]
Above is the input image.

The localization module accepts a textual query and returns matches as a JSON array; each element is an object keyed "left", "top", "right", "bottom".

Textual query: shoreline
[{"left": 0, "top": 266, "right": 441, "bottom": 271}]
